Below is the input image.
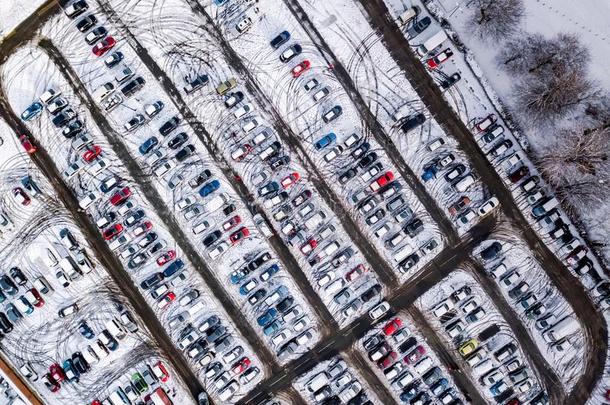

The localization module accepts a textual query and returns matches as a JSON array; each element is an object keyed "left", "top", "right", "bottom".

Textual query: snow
[{"left": 0, "top": 0, "right": 46, "bottom": 38}]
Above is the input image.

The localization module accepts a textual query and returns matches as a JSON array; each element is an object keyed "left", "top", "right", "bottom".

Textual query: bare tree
[
  {"left": 497, "top": 33, "right": 589, "bottom": 77},
  {"left": 538, "top": 125, "right": 610, "bottom": 210},
  {"left": 467, "top": 0, "right": 525, "bottom": 40}
]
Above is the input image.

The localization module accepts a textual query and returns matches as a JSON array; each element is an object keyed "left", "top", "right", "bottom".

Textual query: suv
[
  {"left": 407, "top": 16, "right": 431, "bottom": 38},
  {"left": 120, "top": 77, "right": 145, "bottom": 96},
  {"left": 159, "top": 116, "right": 180, "bottom": 136},
  {"left": 183, "top": 75, "right": 209, "bottom": 94}
]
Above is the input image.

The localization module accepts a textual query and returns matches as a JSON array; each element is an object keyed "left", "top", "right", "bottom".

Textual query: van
[
  {"left": 204, "top": 193, "right": 227, "bottom": 213},
  {"left": 192, "top": 220, "right": 212, "bottom": 235},
  {"left": 188, "top": 301, "right": 206, "bottom": 318},
  {"left": 59, "top": 257, "right": 82, "bottom": 280},
  {"left": 63, "top": 160, "right": 85, "bottom": 179},
  {"left": 39, "top": 89, "right": 61, "bottom": 105},
  {"left": 473, "top": 358, "right": 494, "bottom": 376},
  {"left": 304, "top": 211, "right": 326, "bottom": 230},
  {"left": 413, "top": 357, "right": 433, "bottom": 375},
  {"left": 307, "top": 372, "right": 329, "bottom": 392},
  {"left": 453, "top": 175, "right": 475, "bottom": 192},
  {"left": 78, "top": 192, "right": 99, "bottom": 210},
  {"left": 542, "top": 316, "right": 579, "bottom": 343},
  {"left": 93, "top": 82, "right": 115, "bottom": 102},
  {"left": 106, "top": 319, "right": 127, "bottom": 340},
  {"left": 398, "top": 6, "right": 419, "bottom": 25},
  {"left": 73, "top": 132, "right": 93, "bottom": 150},
  {"left": 318, "top": 241, "right": 340, "bottom": 260},
  {"left": 393, "top": 244, "right": 413, "bottom": 263},
  {"left": 324, "top": 278, "right": 345, "bottom": 295},
  {"left": 531, "top": 198, "right": 559, "bottom": 218},
  {"left": 417, "top": 30, "right": 448, "bottom": 56}
]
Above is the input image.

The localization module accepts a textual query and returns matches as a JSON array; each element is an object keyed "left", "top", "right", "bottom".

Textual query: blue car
[
  {"left": 18, "top": 297, "right": 33, "bottom": 314},
  {"left": 421, "top": 165, "right": 437, "bottom": 182},
  {"left": 199, "top": 180, "right": 220, "bottom": 198},
  {"left": 20, "top": 102, "right": 43, "bottom": 121},
  {"left": 78, "top": 321, "right": 95, "bottom": 339},
  {"left": 263, "top": 319, "right": 283, "bottom": 336},
  {"left": 139, "top": 136, "right": 158, "bottom": 155},
  {"left": 257, "top": 308, "right": 278, "bottom": 326},
  {"left": 314, "top": 132, "right": 336, "bottom": 150},
  {"left": 259, "top": 264, "right": 280, "bottom": 282},
  {"left": 162, "top": 259, "right": 184, "bottom": 278},
  {"left": 62, "top": 359, "right": 80, "bottom": 382}
]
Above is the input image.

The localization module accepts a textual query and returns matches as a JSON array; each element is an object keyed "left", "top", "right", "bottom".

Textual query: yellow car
[
  {"left": 216, "top": 78, "right": 237, "bottom": 95},
  {"left": 458, "top": 339, "right": 479, "bottom": 357}
]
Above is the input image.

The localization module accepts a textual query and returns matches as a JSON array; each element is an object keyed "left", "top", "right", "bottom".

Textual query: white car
[
  {"left": 478, "top": 196, "right": 499, "bottom": 217},
  {"left": 175, "top": 195, "right": 196, "bottom": 210},
  {"left": 369, "top": 301, "right": 390, "bottom": 320},
  {"left": 323, "top": 146, "right": 343, "bottom": 162},
  {"left": 208, "top": 242, "right": 229, "bottom": 259}
]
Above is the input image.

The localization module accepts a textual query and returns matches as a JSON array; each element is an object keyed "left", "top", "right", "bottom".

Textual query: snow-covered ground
[
  {"left": 0, "top": 0, "right": 47, "bottom": 37},
  {"left": 474, "top": 237, "right": 586, "bottom": 389},
  {"left": 292, "top": 355, "right": 380, "bottom": 403},
  {"left": 0, "top": 119, "right": 194, "bottom": 405},
  {"left": 2, "top": 45, "right": 263, "bottom": 402},
  {"left": 357, "top": 310, "right": 465, "bottom": 404},
  {"left": 416, "top": 270, "right": 546, "bottom": 403}
]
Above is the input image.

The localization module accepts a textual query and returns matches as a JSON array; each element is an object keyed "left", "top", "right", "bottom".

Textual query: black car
[
  {"left": 175, "top": 145, "right": 195, "bottom": 162},
  {"left": 189, "top": 169, "right": 212, "bottom": 189},
  {"left": 481, "top": 242, "right": 502, "bottom": 260},
  {"left": 76, "top": 14, "right": 97, "bottom": 32},
  {"left": 121, "top": 76, "right": 145, "bottom": 96},
  {"left": 140, "top": 273, "right": 164, "bottom": 290},
  {"left": 52, "top": 108, "right": 76, "bottom": 127},
  {"left": 279, "top": 44, "right": 302, "bottom": 62},
  {"left": 358, "top": 152, "right": 378, "bottom": 169},
  {"left": 248, "top": 252, "right": 272, "bottom": 271},
  {"left": 124, "top": 209, "right": 145, "bottom": 227},
  {"left": 162, "top": 259, "right": 184, "bottom": 278},
  {"left": 78, "top": 321, "right": 95, "bottom": 339},
  {"left": 360, "top": 284, "right": 382, "bottom": 302},
  {"left": 104, "top": 51, "right": 124, "bottom": 68},
  {"left": 0, "top": 313, "right": 13, "bottom": 333},
  {"left": 9, "top": 268, "right": 27, "bottom": 286},
  {"left": 268, "top": 155, "right": 290, "bottom": 171},
  {"left": 407, "top": 16, "right": 431, "bottom": 38},
  {"left": 215, "top": 334, "right": 234, "bottom": 353},
  {"left": 398, "top": 336, "right": 417, "bottom": 354},
  {"left": 72, "top": 352, "right": 90, "bottom": 374},
  {"left": 440, "top": 72, "right": 461, "bottom": 90},
  {"left": 148, "top": 241, "right": 165, "bottom": 255},
  {"left": 85, "top": 26, "right": 107, "bottom": 44},
  {"left": 351, "top": 142, "right": 370, "bottom": 159},
  {"left": 400, "top": 113, "right": 426, "bottom": 133},
  {"left": 276, "top": 296, "right": 294, "bottom": 313},
  {"left": 270, "top": 30, "right": 290, "bottom": 49},
  {"left": 168, "top": 132, "right": 188, "bottom": 149},
  {"left": 159, "top": 116, "right": 180, "bottom": 136},
  {"left": 403, "top": 218, "right": 424, "bottom": 237},
  {"left": 338, "top": 168, "right": 357, "bottom": 184},
  {"left": 0, "top": 276, "right": 17, "bottom": 296},
  {"left": 206, "top": 325, "right": 227, "bottom": 343},
  {"left": 202, "top": 230, "right": 222, "bottom": 248},
  {"left": 62, "top": 119, "right": 83, "bottom": 138},
  {"left": 223, "top": 204, "right": 236, "bottom": 216},
  {"left": 363, "top": 334, "right": 384, "bottom": 352},
  {"left": 399, "top": 253, "right": 419, "bottom": 271}
]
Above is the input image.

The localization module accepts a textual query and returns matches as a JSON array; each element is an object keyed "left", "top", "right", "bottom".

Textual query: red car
[
  {"left": 404, "top": 345, "right": 426, "bottom": 364},
  {"left": 43, "top": 373, "right": 60, "bottom": 393},
  {"left": 83, "top": 145, "right": 102, "bottom": 162},
  {"left": 157, "top": 292, "right": 176, "bottom": 310},
  {"left": 26, "top": 288, "right": 45, "bottom": 308},
  {"left": 292, "top": 189, "right": 312, "bottom": 207},
  {"left": 49, "top": 363, "right": 65, "bottom": 383},
  {"left": 13, "top": 187, "right": 31, "bottom": 205},
  {"left": 292, "top": 60, "right": 311, "bottom": 78},
  {"left": 152, "top": 361, "right": 170, "bottom": 382},
  {"left": 103, "top": 223, "right": 123, "bottom": 240},
  {"left": 231, "top": 144, "right": 252, "bottom": 161},
  {"left": 19, "top": 134, "right": 36, "bottom": 154},
  {"left": 474, "top": 114, "right": 496, "bottom": 132},
  {"left": 281, "top": 172, "right": 300, "bottom": 189},
  {"left": 370, "top": 171, "right": 394, "bottom": 192},
  {"left": 92, "top": 36, "right": 116, "bottom": 56},
  {"left": 231, "top": 357, "right": 251, "bottom": 375},
  {"left": 567, "top": 246, "right": 588, "bottom": 266},
  {"left": 426, "top": 48, "right": 454, "bottom": 69},
  {"left": 156, "top": 250, "right": 176, "bottom": 266},
  {"left": 110, "top": 187, "right": 131, "bottom": 206},
  {"left": 300, "top": 239, "right": 318, "bottom": 255},
  {"left": 346, "top": 264, "right": 367, "bottom": 282},
  {"left": 508, "top": 166, "right": 529, "bottom": 183},
  {"left": 230, "top": 227, "right": 250, "bottom": 244},
  {"left": 133, "top": 221, "right": 153, "bottom": 237},
  {"left": 376, "top": 351, "right": 397, "bottom": 369},
  {"left": 222, "top": 215, "right": 241, "bottom": 231},
  {"left": 383, "top": 318, "right": 402, "bottom": 335}
]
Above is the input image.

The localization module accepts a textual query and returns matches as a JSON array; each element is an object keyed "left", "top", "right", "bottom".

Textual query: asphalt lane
[
  {"left": 355, "top": 0, "right": 608, "bottom": 400},
  {"left": 38, "top": 38, "right": 280, "bottom": 372},
  {"left": 0, "top": 95, "right": 205, "bottom": 398}
]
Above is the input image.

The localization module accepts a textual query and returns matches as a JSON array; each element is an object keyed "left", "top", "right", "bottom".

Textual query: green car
[{"left": 131, "top": 372, "right": 148, "bottom": 393}]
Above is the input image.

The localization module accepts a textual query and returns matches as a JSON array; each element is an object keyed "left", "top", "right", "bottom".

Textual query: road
[
  {"left": 0, "top": 95, "right": 205, "bottom": 398},
  {"left": 37, "top": 38, "right": 280, "bottom": 372},
  {"left": 0, "top": 352, "right": 44, "bottom": 405},
  {"left": 354, "top": 0, "right": 608, "bottom": 401},
  {"left": 96, "top": 0, "right": 339, "bottom": 335}
]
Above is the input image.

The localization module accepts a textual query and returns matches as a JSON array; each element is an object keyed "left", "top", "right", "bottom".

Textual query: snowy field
[
  {"left": 0, "top": 119, "right": 194, "bottom": 405},
  {"left": 357, "top": 310, "right": 466, "bottom": 404},
  {"left": 2, "top": 45, "right": 264, "bottom": 402},
  {"left": 0, "top": 0, "right": 46, "bottom": 37},
  {"left": 416, "top": 270, "right": 546, "bottom": 403}
]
